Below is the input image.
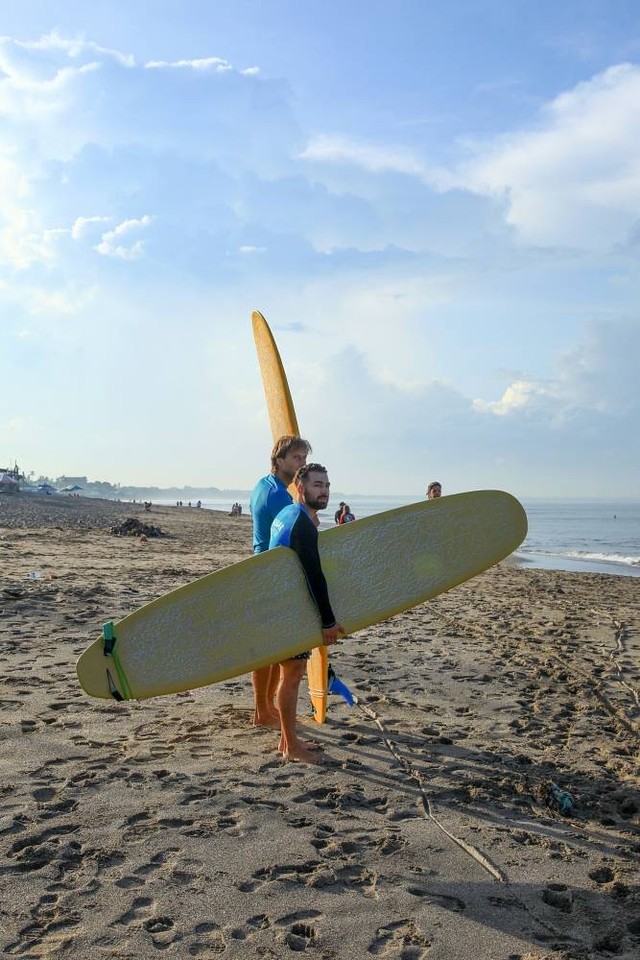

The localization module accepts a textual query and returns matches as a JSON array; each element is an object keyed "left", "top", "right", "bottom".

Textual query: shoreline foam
[{"left": 512, "top": 548, "right": 640, "bottom": 578}]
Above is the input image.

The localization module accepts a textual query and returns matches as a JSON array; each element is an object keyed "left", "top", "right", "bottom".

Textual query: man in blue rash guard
[
  {"left": 250, "top": 436, "right": 312, "bottom": 728},
  {"left": 269, "top": 463, "right": 345, "bottom": 764},
  {"left": 251, "top": 436, "right": 312, "bottom": 554}
]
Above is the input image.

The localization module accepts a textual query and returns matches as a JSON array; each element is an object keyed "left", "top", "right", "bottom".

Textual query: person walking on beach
[
  {"left": 269, "top": 463, "right": 345, "bottom": 763},
  {"left": 338, "top": 503, "right": 355, "bottom": 524},
  {"left": 334, "top": 501, "right": 345, "bottom": 524},
  {"left": 250, "top": 435, "right": 312, "bottom": 727},
  {"left": 426, "top": 481, "right": 442, "bottom": 499}
]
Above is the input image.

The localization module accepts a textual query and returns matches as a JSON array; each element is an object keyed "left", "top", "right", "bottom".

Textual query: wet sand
[{"left": 0, "top": 494, "right": 638, "bottom": 959}]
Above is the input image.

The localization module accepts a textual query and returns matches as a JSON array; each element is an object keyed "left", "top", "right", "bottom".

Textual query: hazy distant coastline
[{"left": 117, "top": 485, "right": 248, "bottom": 500}]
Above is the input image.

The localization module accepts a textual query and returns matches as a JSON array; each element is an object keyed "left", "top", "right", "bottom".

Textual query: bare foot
[
  {"left": 253, "top": 710, "right": 281, "bottom": 730},
  {"left": 281, "top": 743, "right": 328, "bottom": 764},
  {"left": 278, "top": 737, "right": 323, "bottom": 753}
]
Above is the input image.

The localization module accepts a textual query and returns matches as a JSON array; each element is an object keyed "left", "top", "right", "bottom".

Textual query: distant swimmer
[{"left": 426, "top": 481, "right": 442, "bottom": 500}]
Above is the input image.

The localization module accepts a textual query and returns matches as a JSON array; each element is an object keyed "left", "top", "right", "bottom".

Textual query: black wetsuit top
[{"left": 269, "top": 503, "right": 336, "bottom": 629}]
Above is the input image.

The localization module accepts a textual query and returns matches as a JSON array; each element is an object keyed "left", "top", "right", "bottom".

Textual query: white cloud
[
  {"left": 0, "top": 33, "right": 109, "bottom": 121},
  {"left": 473, "top": 379, "right": 555, "bottom": 416},
  {"left": 145, "top": 57, "right": 259, "bottom": 76},
  {"left": 457, "top": 63, "right": 640, "bottom": 249},
  {"left": 474, "top": 320, "right": 640, "bottom": 422},
  {"left": 0, "top": 157, "right": 38, "bottom": 268},
  {"left": 145, "top": 57, "right": 233, "bottom": 72},
  {"left": 0, "top": 32, "right": 272, "bottom": 171},
  {"left": 292, "top": 317, "right": 640, "bottom": 497},
  {"left": 95, "top": 216, "right": 152, "bottom": 260},
  {"left": 298, "top": 134, "right": 428, "bottom": 179},
  {"left": 10, "top": 31, "right": 135, "bottom": 67},
  {"left": 28, "top": 284, "right": 97, "bottom": 316},
  {"left": 299, "top": 65, "right": 640, "bottom": 252},
  {"left": 0, "top": 35, "right": 123, "bottom": 171},
  {"left": 71, "top": 216, "right": 113, "bottom": 241},
  {"left": 0, "top": 211, "right": 63, "bottom": 269},
  {"left": 0, "top": 31, "right": 298, "bottom": 285}
]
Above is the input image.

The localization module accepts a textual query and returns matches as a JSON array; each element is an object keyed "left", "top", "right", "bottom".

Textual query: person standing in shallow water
[
  {"left": 249, "top": 435, "right": 312, "bottom": 728},
  {"left": 426, "top": 481, "right": 442, "bottom": 500},
  {"left": 269, "top": 463, "right": 345, "bottom": 763}
]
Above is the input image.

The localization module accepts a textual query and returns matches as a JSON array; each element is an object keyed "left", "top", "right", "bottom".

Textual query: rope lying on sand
[
  {"left": 588, "top": 608, "right": 640, "bottom": 717},
  {"left": 352, "top": 693, "right": 584, "bottom": 947},
  {"left": 353, "top": 695, "right": 506, "bottom": 884}
]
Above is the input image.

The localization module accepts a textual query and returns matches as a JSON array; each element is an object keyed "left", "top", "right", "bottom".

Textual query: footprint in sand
[
  {"left": 7, "top": 824, "right": 81, "bottom": 874},
  {"left": 236, "top": 860, "right": 378, "bottom": 897},
  {"left": 32, "top": 786, "right": 57, "bottom": 802},
  {"left": 283, "top": 920, "right": 319, "bottom": 951},
  {"left": 4, "top": 889, "right": 82, "bottom": 957},
  {"left": 114, "top": 895, "right": 179, "bottom": 948},
  {"left": 115, "top": 847, "right": 181, "bottom": 889},
  {"left": 190, "top": 920, "right": 227, "bottom": 955},
  {"left": 368, "top": 918, "right": 431, "bottom": 958},
  {"left": 179, "top": 784, "right": 219, "bottom": 805}
]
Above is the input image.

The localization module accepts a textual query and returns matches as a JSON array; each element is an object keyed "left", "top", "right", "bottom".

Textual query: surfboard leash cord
[
  {"left": 101, "top": 621, "right": 133, "bottom": 701},
  {"left": 352, "top": 693, "right": 591, "bottom": 945},
  {"left": 352, "top": 693, "right": 506, "bottom": 884}
]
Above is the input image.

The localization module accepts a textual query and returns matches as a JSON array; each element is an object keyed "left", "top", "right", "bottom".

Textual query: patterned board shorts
[{"left": 289, "top": 651, "right": 311, "bottom": 661}]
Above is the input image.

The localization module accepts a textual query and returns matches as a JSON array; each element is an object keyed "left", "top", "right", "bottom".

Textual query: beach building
[
  {"left": 0, "top": 473, "right": 19, "bottom": 494},
  {"left": 0, "top": 463, "right": 21, "bottom": 479},
  {"left": 0, "top": 462, "right": 22, "bottom": 494},
  {"left": 56, "top": 475, "right": 88, "bottom": 488}
]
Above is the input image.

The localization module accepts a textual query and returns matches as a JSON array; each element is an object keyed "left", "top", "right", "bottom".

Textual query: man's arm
[{"left": 289, "top": 512, "right": 336, "bottom": 629}]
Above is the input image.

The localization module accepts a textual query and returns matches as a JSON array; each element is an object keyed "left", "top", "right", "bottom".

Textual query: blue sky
[{"left": 1, "top": 1, "right": 639, "bottom": 496}]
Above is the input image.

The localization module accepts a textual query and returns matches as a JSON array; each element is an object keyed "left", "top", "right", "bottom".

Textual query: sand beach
[{"left": 0, "top": 495, "right": 638, "bottom": 959}]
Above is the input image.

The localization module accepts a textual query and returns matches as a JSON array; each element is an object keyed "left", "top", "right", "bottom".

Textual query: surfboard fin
[
  {"left": 328, "top": 665, "right": 354, "bottom": 706},
  {"left": 101, "top": 621, "right": 133, "bottom": 701}
]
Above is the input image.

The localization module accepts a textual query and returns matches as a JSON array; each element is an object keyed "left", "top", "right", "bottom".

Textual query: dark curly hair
[{"left": 293, "top": 463, "right": 327, "bottom": 485}]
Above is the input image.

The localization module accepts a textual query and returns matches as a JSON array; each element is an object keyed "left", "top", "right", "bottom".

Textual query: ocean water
[
  {"left": 515, "top": 499, "right": 640, "bottom": 578},
  {"left": 154, "top": 495, "right": 640, "bottom": 578}
]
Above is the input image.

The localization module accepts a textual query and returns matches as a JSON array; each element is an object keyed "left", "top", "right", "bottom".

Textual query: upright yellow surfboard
[{"left": 252, "top": 310, "right": 330, "bottom": 722}]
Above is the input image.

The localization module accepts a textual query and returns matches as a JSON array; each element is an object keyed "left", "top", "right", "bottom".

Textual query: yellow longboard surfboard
[
  {"left": 76, "top": 492, "right": 527, "bottom": 701},
  {"left": 252, "top": 309, "right": 330, "bottom": 722}
]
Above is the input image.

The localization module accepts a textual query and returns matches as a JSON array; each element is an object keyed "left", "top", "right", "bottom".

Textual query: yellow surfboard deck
[
  {"left": 76, "top": 492, "right": 527, "bottom": 701},
  {"left": 252, "top": 309, "right": 329, "bottom": 722}
]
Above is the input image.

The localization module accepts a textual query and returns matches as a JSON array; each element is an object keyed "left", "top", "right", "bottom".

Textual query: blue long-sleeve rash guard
[
  {"left": 250, "top": 473, "right": 291, "bottom": 554},
  {"left": 269, "top": 503, "right": 336, "bottom": 629}
]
